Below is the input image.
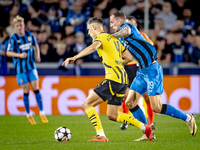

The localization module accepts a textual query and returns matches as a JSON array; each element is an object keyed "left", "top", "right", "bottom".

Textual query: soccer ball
[{"left": 54, "top": 127, "right": 71, "bottom": 142}]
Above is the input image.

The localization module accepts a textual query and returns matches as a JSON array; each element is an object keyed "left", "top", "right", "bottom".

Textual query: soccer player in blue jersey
[
  {"left": 118, "top": 16, "right": 157, "bottom": 141},
  {"left": 6, "top": 15, "right": 48, "bottom": 125},
  {"left": 110, "top": 11, "right": 197, "bottom": 138}
]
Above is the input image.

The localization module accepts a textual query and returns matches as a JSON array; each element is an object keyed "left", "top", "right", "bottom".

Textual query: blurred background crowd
[{"left": 0, "top": 0, "right": 200, "bottom": 76}]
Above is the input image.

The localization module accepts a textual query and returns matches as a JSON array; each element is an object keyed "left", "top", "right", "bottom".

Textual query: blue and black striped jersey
[
  {"left": 0, "top": 37, "right": 9, "bottom": 63},
  {"left": 119, "top": 22, "right": 157, "bottom": 69},
  {"left": 118, "top": 38, "right": 127, "bottom": 48},
  {"left": 0, "top": 37, "right": 9, "bottom": 75},
  {"left": 7, "top": 31, "right": 37, "bottom": 74}
]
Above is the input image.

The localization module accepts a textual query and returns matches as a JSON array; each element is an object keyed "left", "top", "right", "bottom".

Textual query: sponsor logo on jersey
[
  {"left": 28, "top": 36, "right": 31, "bottom": 42},
  {"left": 19, "top": 43, "right": 32, "bottom": 50}
]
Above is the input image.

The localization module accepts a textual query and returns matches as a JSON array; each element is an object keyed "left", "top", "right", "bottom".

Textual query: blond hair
[
  {"left": 12, "top": 15, "right": 24, "bottom": 25},
  {"left": 57, "top": 42, "right": 67, "bottom": 48}
]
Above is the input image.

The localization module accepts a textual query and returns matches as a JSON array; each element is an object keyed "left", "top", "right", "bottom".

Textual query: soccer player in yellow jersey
[{"left": 63, "top": 17, "right": 153, "bottom": 142}]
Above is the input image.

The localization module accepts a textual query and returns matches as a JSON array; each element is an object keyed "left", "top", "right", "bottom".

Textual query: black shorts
[
  {"left": 94, "top": 79, "right": 128, "bottom": 106},
  {"left": 124, "top": 64, "right": 138, "bottom": 88}
]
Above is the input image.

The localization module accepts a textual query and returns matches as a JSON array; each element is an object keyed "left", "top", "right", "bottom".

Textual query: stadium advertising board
[{"left": 0, "top": 75, "right": 199, "bottom": 115}]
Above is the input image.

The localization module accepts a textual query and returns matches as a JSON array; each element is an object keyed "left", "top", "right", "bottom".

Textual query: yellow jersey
[{"left": 93, "top": 32, "right": 128, "bottom": 85}]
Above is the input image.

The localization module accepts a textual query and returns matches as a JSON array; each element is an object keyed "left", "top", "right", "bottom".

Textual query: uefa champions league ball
[{"left": 54, "top": 127, "right": 71, "bottom": 142}]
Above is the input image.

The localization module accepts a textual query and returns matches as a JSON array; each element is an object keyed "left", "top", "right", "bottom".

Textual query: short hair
[
  {"left": 166, "top": 30, "right": 174, "bottom": 34},
  {"left": 110, "top": 11, "right": 126, "bottom": 21},
  {"left": 75, "top": 31, "right": 84, "bottom": 37},
  {"left": 87, "top": 17, "right": 103, "bottom": 25},
  {"left": 138, "top": 0, "right": 144, "bottom": 3},
  {"left": 156, "top": 36, "right": 165, "bottom": 41},
  {"left": 12, "top": 15, "right": 24, "bottom": 25},
  {"left": 126, "top": 16, "right": 141, "bottom": 28},
  {"left": 126, "top": 16, "right": 137, "bottom": 22},
  {"left": 174, "top": 29, "right": 183, "bottom": 34},
  {"left": 164, "top": 0, "right": 171, "bottom": 4}
]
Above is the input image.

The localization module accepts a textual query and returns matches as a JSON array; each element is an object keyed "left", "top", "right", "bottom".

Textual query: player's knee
[
  {"left": 125, "top": 100, "right": 133, "bottom": 109},
  {"left": 82, "top": 101, "right": 88, "bottom": 110},
  {"left": 23, "top": 89, "right": 29, "bottom": 94},
  {"left": 151, "top": 105, "right": 161, "bottom": 113},
  {"left": 32, "top": 86, "right": 39, "bottom": 91},
  {"left": 107, "top": 114, "right": 117, "bottom": 121},
  {"left": 22, "top": 85, "right": 29, "bottom": 93},
  {"left": 82, "top": 100, "right": 92, "bottom": 110}
]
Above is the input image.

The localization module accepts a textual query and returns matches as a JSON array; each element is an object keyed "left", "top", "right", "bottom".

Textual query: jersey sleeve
[
  {"left": 93, "top": 36, "right": 102, "bottom": 44},
  {"left": 117, "top": 38, "right": 126, "bottom": 52},
  {"left": 120, "top": 42, "right": 126, "bottom": 52},
  {"left": 119, "top": 22, "right": 128, "bottom": 31},
  {"left": 31, "top": 33, "right": 37, "bottom": 46},
  {"left": 119, "top": 22, "right": 137, "bottom": 35},
  {"left": 119, "top": 38, "right": 128, "bottom": 48},
  {"left": 119, "top": 22, "right": 132, "bottom": 30},
  {"left": 7, "top": 37, "right": 16, "bottom": 52}
]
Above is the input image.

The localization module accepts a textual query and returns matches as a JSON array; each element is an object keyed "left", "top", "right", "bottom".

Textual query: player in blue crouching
[
  {"left": 7, "top": 15, "right": 48, "bottom": 125},
  {"left": 110, "top": 11, "right": 197, "bottom": 139}
]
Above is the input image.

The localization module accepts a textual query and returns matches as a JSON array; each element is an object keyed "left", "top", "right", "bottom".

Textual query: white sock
[
  {"left": 97, "top": 129, "right": 106, "bottom": 137},
  {"left": 40, "top": 111, "right": 44, "bottom": 115},
  {"left": 186, "top": 114, "right": 191, "bottom": 122},
  {"left": 141, "top": 124, "right": 146, "bottom": 133},
  {"left": 26, "top": 113, "right": 30, "bottom": 117}
]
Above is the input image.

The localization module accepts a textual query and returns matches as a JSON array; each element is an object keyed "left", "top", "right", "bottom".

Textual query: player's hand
[
  {"left": 62, "top": 56, "right": 76, "bottom": 67},
  {"left": 35, "top": 57, "right": 41, "bottom": 63},
  {"left": 20, "top": 53, "right": 27, "bottom": 58}
]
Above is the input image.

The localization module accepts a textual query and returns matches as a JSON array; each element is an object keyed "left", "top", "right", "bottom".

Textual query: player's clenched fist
[
  {"left": 20, "top": 53, "right": 27, "bottom": 58},
  {"left": 35, "top": 56, "right": 41, "bottom": 63}
]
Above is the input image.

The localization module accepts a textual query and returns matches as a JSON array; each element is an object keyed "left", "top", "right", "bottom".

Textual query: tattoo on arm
[{"left": 112, "top": 27, "right": 130, "bottom": 38}]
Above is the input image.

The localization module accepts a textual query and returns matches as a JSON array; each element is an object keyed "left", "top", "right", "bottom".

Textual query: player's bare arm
[
  {"left": 7, "top": 51, "right": 27, "bottom": 58},
  {"left": 122, "top": 49, "right": 133, "bottom": 65},
  {"left": 33, "top": 44, "right": 41, "bottom": 62},
  {"left": 62, "top": 41, "right": 101, "bottom": 67},
  {"left": 112, "top": 27, "right": 131, "bottom": 38}
]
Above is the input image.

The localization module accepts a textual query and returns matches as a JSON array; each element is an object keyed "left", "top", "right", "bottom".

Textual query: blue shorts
[
  {"left": 16, "top": 69, "right": 39, "bottom": 85},
  {"left": 130, "top": 62, "right": 163, "bottom": 96}
]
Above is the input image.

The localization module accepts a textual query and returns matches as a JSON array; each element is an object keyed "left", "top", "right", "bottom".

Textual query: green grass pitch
[{"left": 0, "top": 115, "right": 200, "bottom": 150}]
